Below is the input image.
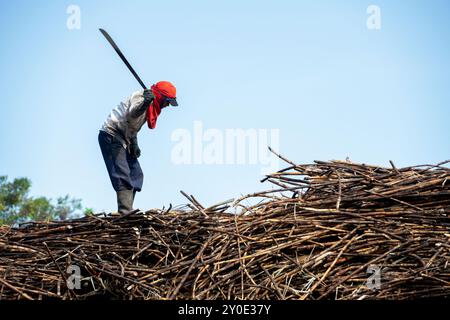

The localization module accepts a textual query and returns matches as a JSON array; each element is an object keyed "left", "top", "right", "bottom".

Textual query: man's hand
[
  {"left": 143, "top": 89, "right": 154, "bottom": 104},
  {"left": 129, "top": 138, "right": 141, "bottom": 159}
]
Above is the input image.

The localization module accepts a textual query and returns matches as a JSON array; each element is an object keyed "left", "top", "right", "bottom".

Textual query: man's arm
[
  {"left": 129, "top": 89, "right": 154, "bottom": 118},
  {"left": 129, "top": 136, "right": 141, "bottom": 159},
  {"left": 127, "top": 89, "right": 154, "bottom": 158}
]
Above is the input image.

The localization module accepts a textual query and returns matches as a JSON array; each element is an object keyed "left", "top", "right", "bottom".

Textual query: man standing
[{"left": 98, "top": 81, "right": 178, "bottom": 214}]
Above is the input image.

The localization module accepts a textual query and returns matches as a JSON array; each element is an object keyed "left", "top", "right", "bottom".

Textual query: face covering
[{"left": 147, "top": 81, "right": 177, "bottom": 129}]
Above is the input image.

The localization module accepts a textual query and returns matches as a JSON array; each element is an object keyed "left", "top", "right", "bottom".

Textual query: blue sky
[{"left": 0, "top": 0, "right": 449, "bottom": 213}]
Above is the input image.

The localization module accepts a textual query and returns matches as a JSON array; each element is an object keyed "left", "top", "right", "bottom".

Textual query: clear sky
[{"left": 1, "top": 0, "right": 449, "bottom": 214}]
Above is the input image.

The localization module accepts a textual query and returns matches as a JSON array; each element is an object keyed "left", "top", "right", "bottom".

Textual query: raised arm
[{"left": 128, "top": 89, "right": 154, "bottom": 118}]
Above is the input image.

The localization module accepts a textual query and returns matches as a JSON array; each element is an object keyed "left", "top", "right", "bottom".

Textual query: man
[{"left": 98, "top": 81, "right": 178, "bottom": 214}]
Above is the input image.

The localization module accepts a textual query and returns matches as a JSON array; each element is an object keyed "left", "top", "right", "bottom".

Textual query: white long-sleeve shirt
[{"left": 100, "top": 90, "right": 148, "bottom": 149}]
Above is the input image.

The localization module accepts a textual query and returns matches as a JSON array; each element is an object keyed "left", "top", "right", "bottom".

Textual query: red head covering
[{"left": 147, "top": 81, "right": 177, "bottom": 129}]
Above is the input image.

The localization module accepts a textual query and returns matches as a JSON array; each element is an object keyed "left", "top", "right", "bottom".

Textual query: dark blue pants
[{"left": 98, "top": 130, "right": 143, "bottom": 192}]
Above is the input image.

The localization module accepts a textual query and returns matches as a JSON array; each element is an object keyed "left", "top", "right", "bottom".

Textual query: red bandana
[{"left": 147, "top": 81, "right": 177, "bottom": 129}]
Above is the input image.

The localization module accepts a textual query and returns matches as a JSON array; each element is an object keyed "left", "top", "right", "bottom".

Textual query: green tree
[{"left": 0, "top": 176, "right": 85, "bottom": 226}]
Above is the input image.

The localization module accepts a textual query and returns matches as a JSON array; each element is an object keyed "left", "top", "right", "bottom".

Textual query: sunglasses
[{"left": 161, "top": 96, "right": 178, "bottom": 107}]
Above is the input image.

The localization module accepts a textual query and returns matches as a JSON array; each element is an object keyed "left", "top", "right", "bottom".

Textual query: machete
[{"left": 99, "top": 28, "right": 147, "bottom": 90}]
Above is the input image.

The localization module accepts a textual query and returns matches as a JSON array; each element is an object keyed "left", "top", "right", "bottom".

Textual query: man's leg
[
  {"left": 127, "top": 151, "right": 144, "bottom": 196},
  {"left": 98, "top": 131, "right": 134, "bottom": 214},
  {"left": 116, "top": 190, "right": 133, "bottom": 214}
]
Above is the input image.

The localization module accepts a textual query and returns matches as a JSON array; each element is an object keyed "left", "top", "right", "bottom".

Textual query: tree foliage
[{"left": 0, "top": 176, "right": 86, "bottom": 226}]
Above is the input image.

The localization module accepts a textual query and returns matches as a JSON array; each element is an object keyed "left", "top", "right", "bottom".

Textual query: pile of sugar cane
[{"left": 1, "top": 153, "right": 449, "bottom": 300}]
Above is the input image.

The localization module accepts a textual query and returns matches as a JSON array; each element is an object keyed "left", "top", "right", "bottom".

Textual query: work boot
[{"left": 117, "top": 190, "right": 134, "bottom": 214}]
